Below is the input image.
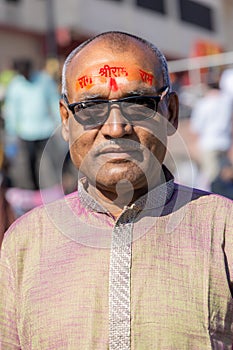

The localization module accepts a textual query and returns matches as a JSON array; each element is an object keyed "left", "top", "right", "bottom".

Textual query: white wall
[
  {"left": 0, "top": 0, "right": 231, "bottom": 66},
  {"left": 0, "top": 31, "right": 44, "bottom": 71},
  {"left": 54, "top": 0, "right": 228, "bottom": 57}
]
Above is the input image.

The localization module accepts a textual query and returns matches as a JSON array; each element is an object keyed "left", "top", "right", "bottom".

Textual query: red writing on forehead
[
  {"left": 77, "top": 75, "right": 93, "bottom": 89},
  {"left": 99, "top": 65, "right": 128, "bottom": 78},
  {"left": 139, "top": 69, "right": 154, "bottom": 85},
  {"left": 109, "top": 77, "right": 118, "bottom": 92}
]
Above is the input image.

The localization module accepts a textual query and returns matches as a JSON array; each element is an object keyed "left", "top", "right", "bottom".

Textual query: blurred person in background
[
  {"left": 0, "top": 66, "right": 15, "bottom": 113},
  {"left": 0, "top": 122, "right": 15, "bottom": 246},
  {"left": 211, "top": 160, "right": 233, "bottom": 199},
  {"left": 190, "top": 73, "right": 233, "bottom": 191},
  {"left": 208, "top": 68, "right": 233, "bottom": 199},
  {"left": 3, "top": 59, "right": 61, "bottom": 191}
]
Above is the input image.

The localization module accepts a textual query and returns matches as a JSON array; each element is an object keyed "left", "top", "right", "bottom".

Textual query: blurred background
[{"left": 1, "top": 0, "right": 233, "bottom": 226}]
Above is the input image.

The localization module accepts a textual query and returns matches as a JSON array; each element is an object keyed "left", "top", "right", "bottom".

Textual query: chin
[{"left": 93, "top": 165, "right": 148, "bottom": 191}]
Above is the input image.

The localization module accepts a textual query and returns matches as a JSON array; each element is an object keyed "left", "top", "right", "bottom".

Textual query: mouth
[
  {"left": 95, "top": 142, "right": 143, "bottom": 162},
  {"left": 98, "top": 150, "right": 140, "bottom": 163},
  {"left": 98, "top": 146, "right": 139, "bottom": 154}
]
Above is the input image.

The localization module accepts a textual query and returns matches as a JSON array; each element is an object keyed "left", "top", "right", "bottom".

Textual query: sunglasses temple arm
[
  {"left": 61, "top": 93, "right": 69, "bottom": 105},
  {"left": 160, "top": 86, "right": 169, "bottom": 100}
]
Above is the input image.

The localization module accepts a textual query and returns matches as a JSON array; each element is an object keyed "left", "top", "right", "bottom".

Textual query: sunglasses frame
[{"left": 62, "top": 86, "right": 169, "bottom": 127}]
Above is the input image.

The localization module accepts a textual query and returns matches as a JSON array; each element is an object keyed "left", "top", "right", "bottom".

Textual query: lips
[
  {"left": 94, "top": 140, "right": 142, "bottom": 156},
  {"left": 93, "top": 140, "right": 143, "bottom": 163},
  {"left": 97, "top": 146, "right": 139, "bottom": 154}
]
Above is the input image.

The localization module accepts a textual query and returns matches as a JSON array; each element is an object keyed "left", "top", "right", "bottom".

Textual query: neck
[
  {"left": 87, "top": 184, "right": 146, "bottom": 218},
  {"left": 85, "top": 169, "right": 165, "bottom": 219}
]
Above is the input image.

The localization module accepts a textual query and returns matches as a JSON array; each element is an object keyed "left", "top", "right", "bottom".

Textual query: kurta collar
[{"left": 78, "top": 165, "right": 175, "bottom": 214}]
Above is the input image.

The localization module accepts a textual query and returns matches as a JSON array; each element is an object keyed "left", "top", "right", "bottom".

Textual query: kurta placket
[{"left": 109, "top": 204, "right": 140, "bottom": 350}]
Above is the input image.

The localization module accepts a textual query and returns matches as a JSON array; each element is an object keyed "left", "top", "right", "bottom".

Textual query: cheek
[
  {"left": 137, "top": 127, "right": 167, "bottom": 163},
  {"left": 69, "top": 140, "right": 85, "bottom": 169},
  {"left": 68, "top": 120, "right": 96, "bottom": 169},
  {"left": 136, "top": 121, "right": 167, "bottom": 148},
  {"left": 150, "top": 140, "right": 167, "bottom": 163}
]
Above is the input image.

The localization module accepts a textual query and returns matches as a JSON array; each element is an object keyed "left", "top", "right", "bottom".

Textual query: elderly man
[{"left": 0, "top": 31, "right": 233, "bottom": 350}]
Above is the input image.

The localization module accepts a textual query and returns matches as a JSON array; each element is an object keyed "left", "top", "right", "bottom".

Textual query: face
[{"left": 60, "top": 38, "right": 178, "bottom": 195}]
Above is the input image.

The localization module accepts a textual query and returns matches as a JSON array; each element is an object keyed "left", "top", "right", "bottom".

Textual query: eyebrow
[
  {"left": 78, "top": 93, "right": 103, "bottom": 100},
  {"left": 128, "top": 88, "right": 156, "bottom": 96},
  {"left": 78, "top": 87, "right": 166, "bottom": 101},
  {"left": 128, "top": 85, "right": 168, "bottom": 96}
]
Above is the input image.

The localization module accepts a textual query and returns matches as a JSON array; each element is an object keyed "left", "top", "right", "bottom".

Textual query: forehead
[{"left": 66, "top": 38, "right": 163, "bottom": 98}]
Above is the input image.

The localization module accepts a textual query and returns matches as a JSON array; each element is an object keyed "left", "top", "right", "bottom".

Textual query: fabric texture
[{"left": 0, "top": 175, "right": 233, "bottom": 349}]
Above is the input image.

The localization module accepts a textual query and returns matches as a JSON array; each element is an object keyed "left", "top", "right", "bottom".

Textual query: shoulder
[
  {"left": 36, "top": 71, "right": 56, "bottom": 85},
  {"left": 5, "top": 75, "right": 25, "bottom": 93},
  {"left": 2, "top": 191, "right": 79, "bottom": 249},
  {"left": 164, "top": 184, "right": 233, "bottom": 241},
  {"left": 173, "top": 183, "right": 233, "bottom": 217}
]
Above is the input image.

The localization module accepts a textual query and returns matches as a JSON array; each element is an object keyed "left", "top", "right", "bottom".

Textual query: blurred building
[{"left": 0, "top": 0, "right": 233, "bottom": 70}]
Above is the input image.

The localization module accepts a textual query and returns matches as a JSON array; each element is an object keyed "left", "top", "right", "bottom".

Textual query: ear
[
  {"left": 59, "top": 99, "right": 70, "bottom": 142},
  {"left": 167, "top": 91, "right": 179, "bottom": 136}
]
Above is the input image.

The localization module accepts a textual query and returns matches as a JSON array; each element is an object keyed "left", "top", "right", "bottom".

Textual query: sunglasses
[{"left": 62, "top": 86, "right": 169, "bottom": 128}]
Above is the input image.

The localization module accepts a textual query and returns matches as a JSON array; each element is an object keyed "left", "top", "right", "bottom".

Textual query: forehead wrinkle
[
  {"left": 70, "top": 40, "right": 158, "bottom": 75},
  {"left": 77, "top": 93, "right": 104, "bottom": 101},
  {"left": 67, "top": 49, "right": 164, "bottom": 100},
  {"left": 72, "top": 79, "right": 165, "bottom": 101},
  {"left": 76, "top": 88, "right": 161, "bottom": 102}
]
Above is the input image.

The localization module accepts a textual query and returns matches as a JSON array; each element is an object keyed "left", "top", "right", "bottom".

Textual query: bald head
[{"left": 61, "top": 31, "right": 171, "bottom": 96}]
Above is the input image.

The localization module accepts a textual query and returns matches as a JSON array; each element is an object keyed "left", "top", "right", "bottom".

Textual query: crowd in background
[
  {"left": 167, "top": 66, "right": 233, "bottom": 200},
  {"left": 0, "top": 57, "right": 77, "bottom": 243},
  {"left": 1, "top": 58, "right": 233, "bottom": 245},
  {"left": 190, "top": 68, "right": 233, "bottom": 196}
]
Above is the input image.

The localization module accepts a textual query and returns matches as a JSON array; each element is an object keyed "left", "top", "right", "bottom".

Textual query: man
[
  {"left": 190, "top": 78, "right": 233, "bottom": 191},
  {"left": 0, "top": 31, "right": 233, "bottom": 349},
  {"left": 4, "top": 59, "right": 61, "bottom": 190}
]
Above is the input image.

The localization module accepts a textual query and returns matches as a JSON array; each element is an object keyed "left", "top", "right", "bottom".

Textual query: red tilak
[{"left": 109, "top": 77, "right": 118, "bottom": 92}]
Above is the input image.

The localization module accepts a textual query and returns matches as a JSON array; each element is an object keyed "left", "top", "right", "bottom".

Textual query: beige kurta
[{"left": 0, "top": 179, "right": 233, "bottom": 349}]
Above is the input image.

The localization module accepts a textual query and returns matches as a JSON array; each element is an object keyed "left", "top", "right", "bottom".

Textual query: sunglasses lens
[
  {"left": 122, "top": 97, "right": 158, "bottom": 121},
  {"left": 71, "top": 96, "right": 160, "bottom": 126},
  {"left": 74, "top": 101, "right": 108, "bottom": 126}
]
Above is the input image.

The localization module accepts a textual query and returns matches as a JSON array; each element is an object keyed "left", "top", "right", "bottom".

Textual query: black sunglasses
[{"left": 62, "top": 86, "right": 169, "bottom": 127}]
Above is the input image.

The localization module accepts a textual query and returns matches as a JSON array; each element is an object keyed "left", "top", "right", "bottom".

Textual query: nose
[{"left": 100, "top": 105, "right": 133, "bottom": 138}]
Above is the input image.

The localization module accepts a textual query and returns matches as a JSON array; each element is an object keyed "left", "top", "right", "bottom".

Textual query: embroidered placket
[{"left": 109, "top": 205, "right": 139, "bottom": 350}]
